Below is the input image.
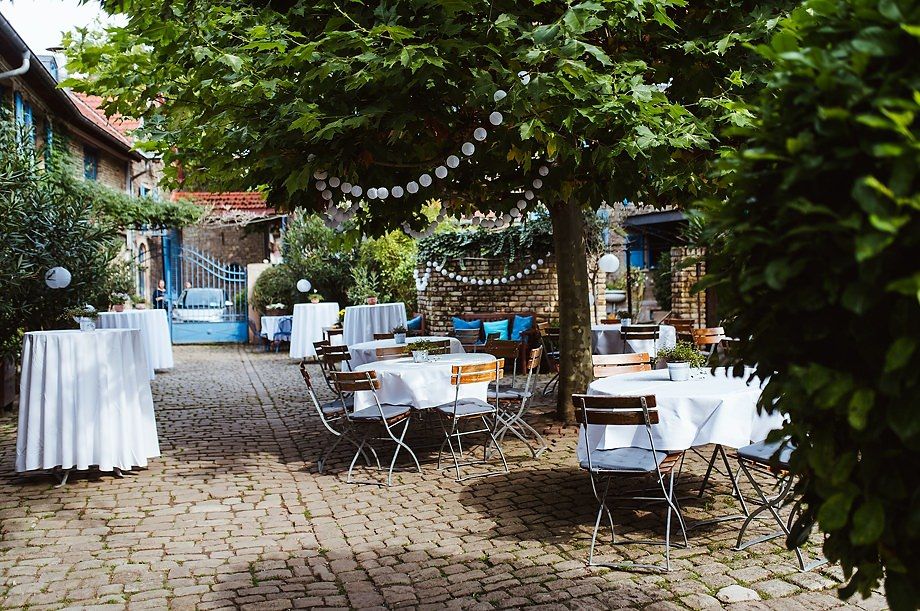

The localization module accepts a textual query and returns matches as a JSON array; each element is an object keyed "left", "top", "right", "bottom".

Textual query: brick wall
[
  {"left": 181, "top": 225, "right": 267, "bottom": 267},
  {"left": 65, "top": 139, "right": 128, "bottom": 192},
  {"left": 417, "top": 256, "right": 606, "bottom": 334},
  {"left": 670, "top": 246, "right": 707, "bottom": 326}
]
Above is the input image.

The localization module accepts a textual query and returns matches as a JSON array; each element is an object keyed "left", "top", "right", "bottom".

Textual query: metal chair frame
[
  {"left": 436, "top": 358, "right": 509, "bottom": 482},
  {"left": 574, "top": 394, "right": 688, "bottom": 572},
  {"left": 272, "top": 315, "right": 293, "bottom": 352},
  {"left": 317, "top": 344, "right": 353, "bottom": 393},
  {"left": 491, "top": 347, "right": 548, "bottom": 458},
  {"left": 541, "top": 327, "right": 561, "bottom": 396},
  {"left": 619, "top": 325, "right": 660, "bottom": 361},
  {"left": 332, "top": 370, "right": 421, "bottom": 487}
]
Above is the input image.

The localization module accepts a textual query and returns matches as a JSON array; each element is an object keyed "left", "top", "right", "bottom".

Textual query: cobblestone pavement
[{"left": 0, "top": 345, "right": 887, "bottom": 610}]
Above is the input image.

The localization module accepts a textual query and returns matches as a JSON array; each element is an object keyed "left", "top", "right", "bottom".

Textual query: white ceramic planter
[
  {"left": 78, "top": 317, "right": 96, "bottom": 332},
  {"left": 668, "top": 361, "right": 690, "bottom": 381},
  {"left": 605, "top": 289, "right": 627, "bottom": 304},
  {"left": 411, "top": 350, "right": 429, "bottom": 363},
  {"left": 620, "top": 317, "right": 632, "bottom": 326},
  {"left": 394, "top": 333, "right": 407, "bottom": 344}
]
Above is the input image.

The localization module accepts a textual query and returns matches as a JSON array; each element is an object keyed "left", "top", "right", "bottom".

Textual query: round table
[
  {"left": 289, "top": 302, "right": 340, "bottom": 359},
  {"left": 16, "top": 329, "right": 161, "bottom": 473},
  {"left": 260, "top": 315, "right": 292, "bottom": 340},
  {"left": 97, "top": 309, "right": 174, "bottom": 378},
  {"left": 343, "top": 302, "right": 407, "bottom": 346},
  {"left": 591, "top": 323, "right": 677, "bottom": 357},
  {"left": 352, "top": 353, "right": 495, "bottom": 411},
  {"left": 348, "top": 335, "right": 465, "bottom": 368},
  {"left": 579, "top": 367, "right": 784, "bottom": 459}
]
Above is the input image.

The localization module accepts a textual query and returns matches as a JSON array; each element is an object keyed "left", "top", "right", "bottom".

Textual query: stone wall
[
  {"left": 417, "top": 256, "right": 606, "bottom": 334},
  {"left": 181, "top": 225, "right": 268, "bottom": 268},
  {"left": 670, "top": 246, "right": 707, "bottom": 326}
]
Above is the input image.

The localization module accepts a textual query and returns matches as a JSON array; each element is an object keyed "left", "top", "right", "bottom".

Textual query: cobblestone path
[{"left": 0, "top": 346, "right": 886, "bottom": 610}]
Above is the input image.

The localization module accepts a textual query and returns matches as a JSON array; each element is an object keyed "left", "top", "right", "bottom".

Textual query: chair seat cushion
[
  {"left": 488, "top": 387, "right": 532, "bottom": 400},
  {"left": 435, "top": 398, "right": 495, "bottom": 417},
  {"left": 738, "top": 439, "right": 794, "bottom": 466},
  {"left": 580, "top": 447, "right": 669, "bottom": 472},
  {"left": 349, "top": 403, "right": 411, "bottom": 421},
  {"left": 320, "top": 395, "right": 353, "bottom": 416}
]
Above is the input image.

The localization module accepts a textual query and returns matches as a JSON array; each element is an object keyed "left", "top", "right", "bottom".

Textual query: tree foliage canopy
[{"left": 698, "top": 0, "right": 919, "bottom": 607}]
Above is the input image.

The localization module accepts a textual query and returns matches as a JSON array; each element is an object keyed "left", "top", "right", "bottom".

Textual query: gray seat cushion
[
  {"left": 320, "top": 395, "right": 353, "bottom": 416},
  {"left": 580, "top": 447, "right": 668, "bottom": 472},
  {"left": 488, "top": 387, "right": 532, "bottom": 400},
  {"left": 435, "top": 398, "right": 495, "bottom": 417},
  {"left": 738, "top": 439, "right": 794, "bottom": 466},
  {"left": 349, "top": 404, "right": 411, "bottom": 421}
]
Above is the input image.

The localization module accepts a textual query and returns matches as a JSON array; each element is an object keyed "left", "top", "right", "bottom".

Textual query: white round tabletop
[
  {"left": 97, "top": 309, "right": 174, "bottom": 375},
  {"left": 347, "top": 335, "right": 465, "bottom": 367},
  {"left": 353, "top": 353, "right": 495, "bottom": 410},
  {"left": 581, "top": 367, "right": 784, "bottom": 455}
]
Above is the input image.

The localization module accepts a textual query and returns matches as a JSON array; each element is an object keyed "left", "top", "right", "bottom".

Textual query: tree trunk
[{"left": 549, "top": 199, "right": 594, "bottom": 424}]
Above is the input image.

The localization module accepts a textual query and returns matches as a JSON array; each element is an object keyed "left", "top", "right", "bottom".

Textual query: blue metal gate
[{"left": 163, "top": 235, "right": 248, "bottom": 344}]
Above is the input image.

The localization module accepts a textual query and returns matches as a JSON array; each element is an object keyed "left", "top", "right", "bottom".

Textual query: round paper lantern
[
  {"left": 341, "top": 182, "right": 352, "bottom": 193},
  {"left": 510, "top": 208, "right": 521, "bottom": 218},
  {"left": 378, "top": 187, "right": 389, "bottom": 199},
  {"left": 489, "top": 112, "right": 503, "bottom": 126},
  {"left": 296, "top": 279, "right": 312, "bottom": 293},
  {"left": 448, "top": 272, "right": 456, "bottom": 279},
  {"left": 367, "top": 187, "right": 378, "bottom": 199},
  {"left": 501, "top": 278, "right": 507, "bottom": 284},
  {"left": 485, "top": 279, "right": 492, "bottom": 285},
  {"left": 524, "top": 190, "right": 535, "bottom": 200},
  {"left": 502, "top": 213, "right": 512, "bottom": 222},
  {"left": 446, "top": 155, "right": 460, "bottom": 169},
  {"left": 517, "top": 200, "right": 527, "bottom": 209},
  {"left": 321, "top": 190, "right": 333, "bottom": 200},
  {"left": 530, "top": 263, "right": 538, "bottom": 270},
  {"left": 524, "top": 269, "right": 531, "bottom": 275},
  {"left": 351, "top": 185, "right": 363, "bottom": 197},
  {"left": 471, "top": 216, "right": 482, "bottom": 226},
  {"left": 461, "top": 142, "right": 475, "bottom": 156},
  {"left": 407, "top": 181, "right": 419, "bottom": 194},
  {"left": 435, "top": 166, "right": 448, "bottom": 179},
  {"left": 473, "top": 127, "right": 487, "bottom": 141},
  {"left": 328, "top": 177, "right": 341, "bottom": 188},
  {"left": 441, "top": 269, "right": 448, "bottom": 276},
  {"left": 313, "top": 170, "right": 327, "bottom": 180},
  {"left": 493, "top": 89, "right": 507, "bottom": 102},
  {"left": 598, "top": 253, "right": 621, "bottom": 273},
  {"left": 537, "top": 258, "right": 544, "bottom": 265},
  {"left": 477, "top": 279, "right": 484, "bottom": 286},
  {"left": 392, "top": 186, "right": 404, "bottom": 198},
  {"left": 419, "top": 174, "right": 432, "bottom": 187},
  {"left": 315, "top": 181, "right": 326, "bottom": 191},
  {"left": 516, "top": 272, "right": 523, "bottom": 279},
  {"left": 45, "top": 266, "right": 72, "bottom": 289},
  {"left": 518, "top": 71, "right": 531, "bottom": 85},
  {"left": 533, "top": 178, "right": 543, "bottom": 189},
  {"left": 539, "top": 165, "right": 549, "bottom": 176}
]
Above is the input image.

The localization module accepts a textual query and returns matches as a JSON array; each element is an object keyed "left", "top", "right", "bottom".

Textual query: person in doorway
[{"left": 154, "top": 280, "right": 168, "bottom": 309}]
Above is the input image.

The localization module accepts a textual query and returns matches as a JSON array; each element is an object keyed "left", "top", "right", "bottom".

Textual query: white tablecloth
[
  {"left": 343, "top": 302, "right": 407, "bottom": 346},
  {"left": 353, "top": 353, "right": 495, "bottom": 410},
  {"left": 290, "top": 302, "right": 340, "bottom": 359},
  {"left": 260, "top": 315, "right": 292, "bottom": 339},
  {"left": 97, "top": 309, "right": 174, "bottom": 378},
  {"left": 578, "top": 368, "right": 784, "bottom": 459},
  {"left": 591, "top": 323, "right": 677, "bottom": 358},
  {"left": 348, "top": 336, "right": 465, "bottom": 368},
  {"left": 16, "top": 329, "right": 161, "bottom": 473}
]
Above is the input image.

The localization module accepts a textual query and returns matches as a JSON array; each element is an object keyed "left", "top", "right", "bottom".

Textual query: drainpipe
[{"left": 0, "top": 50, "right": 30, "bottom": 81}]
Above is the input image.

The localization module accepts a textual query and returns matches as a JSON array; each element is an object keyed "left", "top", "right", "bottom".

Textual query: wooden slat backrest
[
  {"left": 572, "top": 394, "right": 659, "bottom": 425},
  {"left": 451, "top": 358, "right": 504, "bottom": 386},
  {"left": 526, "top": 347, "right": 543, "bottom": 372},
  {"left": 373, "top": 332, "right": 395, "bottom": 340},
  {"left": 667, "top": 319, "right": 695, "bottom": 334},
  {"left": 601, "top": 317, "right": 621, "bottom": 325},
  {"left": 620, "top": 325, "right": 660, "bottom": 340},
  {"left": 592, "top": 353, "right": 652, "bottom": 378},
  {"left": 536, "top": 321, "right": 549, "bottom": 332},
  {"left": 332, "top": 370, "right": 381, "bottom": 392},
  {"left": 323, "top": 327, "right": 343, "bottom": 341},
  {"left": 322, "top": 345, "right": 352, "bottom": 364},
  {"left": 423, "top": 339, "right": 452, "bottom": 355},
  {"left": 453, "top": 328, "right": 481, "bottom": 347},
  {"left": 376, "top": 345, "right": 408, "bottom": 360},
  {"left": 480, "top": 339, "right": 520, "bottom": 359},
  {"left": 593, "top": 363, "right": 652, "bottom": 378},
  {"left": 693, "top": 327, "right": 725, "bottom": 345},
  {"left": 299, "top": 360, "right": 315, "bottom": 389}
]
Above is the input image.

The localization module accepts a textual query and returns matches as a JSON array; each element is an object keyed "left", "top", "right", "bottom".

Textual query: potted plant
[
  {"left": 605, "top": 277, "right": 627, "bottom": 305},
  {"left": 68, "top": 305, "right": 98, "bottom": 331},
  {"left": 408, "top": 339, "right": 439, "bottom": 363},
  {"left": 658, "top": 341, "right": 707, "bottom": 381},
  {"left": 309, "top": 290, "right": 323, "bottom": 304},
  {"left": 265, "top": 302, "right": 288, "bottom": 315},
  {"left": 617, "top": 310, "right": 632, "bottom": 326},
  {"left": 392, "top": 324, "right": 407, "bottom": 345},
  {"left": 112, "top": 292, "right": 130, "bottom": 312},
  {"left": 131, "top": 294, "right": 147, "bottom": 310},
  {"left": 347, "top": 264, "right": 381, "bottom": 306}
]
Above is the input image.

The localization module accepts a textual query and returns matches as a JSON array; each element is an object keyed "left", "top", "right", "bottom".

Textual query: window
[
  {"left": 12, "top": 92, "right": 35, "bottom": 144},
  {"left": 83, "top": 146, "right": 99, "bottom": 180}
]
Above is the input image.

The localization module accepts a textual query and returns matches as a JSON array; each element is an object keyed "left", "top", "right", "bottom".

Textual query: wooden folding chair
[
  {"left": 592, "top": 353, "right": 652, "bottom": 379},
  {"left": 693, "top": 327, "right": 725, "bottom": 357},
  {"left": 375, "top": 345, "right": 409, "bottom": 361},
  {"left": 373, "top": 332, "right": 395, "bottom": 340}
]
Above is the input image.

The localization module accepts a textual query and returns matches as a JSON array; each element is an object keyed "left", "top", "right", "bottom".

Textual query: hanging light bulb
[
  {"left": 537, "top": 258, "right": 544, "bottom": 265},
  {"left": 341, "top": 182, "right": 352, "bottom": 193},
  {"left": 533, "top": 178, "right": 543, "bottom": 189},
  {"left": 315, "top": 181, "right": 326, "bottom": 191},
  {"left": 407, "top": 181, "right": 419, "bottom": 194},
  {"left": 525, "top": 190, "right": 534, "bottom": 200},
  {"left": 473, "top": 127, "right": 487, "bottom": 141},
  {"left": 489, "top": 112, "right": 503, "bottom": 125},
  {"left": 493, "top": 89, "right": 507, "bottom": 102},
  {"left": 367, "top": 187, "right": 378, "bottom": 199},
  {"left": 328, "top": 177, "right": 341, "bottom": 188},
  {"left": 517, "top": 200, "right": 527, "bottom": 209},
  {"left": 510, "top": 208, "right": 521, "bottom": 218},
  {"left": 435, "top": 166, "right": 448, "bottom": 179},
  {"left": 446, "top": 155, "right": 460, "bottom": 169},
  {"left": 378, "top": 187, "right": 389, "bottom": 199},
  {"left": 419, "top": 174, "right": 432, "bottom": 187},
  {"left": 539, "top": 165, "right": 549, "bottom": 176}
]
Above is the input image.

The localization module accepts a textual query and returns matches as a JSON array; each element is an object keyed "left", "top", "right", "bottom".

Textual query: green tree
[
  {"left": 69, "top": 0, "right": 783, "bottom": 420},
  {"left": 697, "top": 1, "right": 919, "bottom": 607},
  {"left": 282, "top": 212, "right": 357, "bottom": 306}
]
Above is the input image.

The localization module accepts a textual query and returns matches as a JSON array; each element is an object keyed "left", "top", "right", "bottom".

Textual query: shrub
[
  {"left": 697, "top": 1, "right": 919, "bottom": 607},
  {"left": 282, "top": 213, "right": 356, "bottom": 307},
  {"left": 651, "top": 251, "right": 672, "bottom": 311},
  {"left": 359, "top": 231, "right": 417, "bottom": 310},
  {"left": 251, "top": 265, "right": 295, "bottom": 313}
]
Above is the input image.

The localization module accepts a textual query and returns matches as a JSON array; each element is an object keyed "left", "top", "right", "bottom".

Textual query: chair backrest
[
  {"left": 422, "top": 338, "right": 452, "bottom": 355},
  {"left": 376, "top": 345, "right": 408, "bottom": 361},
  {"left": 573, "top": 394, "right": 659, "bottom": 426},
  {"left": 450, "top": 358, "right": 504, "bottom": 386},
  {"left": 542, "top": 327, "right": 561, "bottom": 368},
  {"left": 620, "top": 325, "right": 660, "bottom": 341},
  {"left": 331, "top": 370, "right": 381, "bottom": 392},
  {"left": 373, "top": 332, "right": 395, "bottom": 340},
  {"left": 452, "top": 328, "right": 481, "bottom": 348},
  {"left": 592, "top": 353, "right": 652, "bottom": 378},
  {"left": 666, "top": 318, "right": 695, "bottom": 334},
  {"left": 517, "top": 346, "right": 544, "bottom": 400},
  {"left": 299, "top": 362, "right": 346, "bottom": 434},
  {"left": 323, "top": 326, "right": 343, "bottom": 342},
  {"left": 313, "top": 339, "right": 330, "bottom": 354},
  {"left": 601, "top": 317, "right": 621, "bottom": 325},
  {"left": 322, "top": 345, "right": 352, "bottom": 371},
  {"left": 480, "top": 339, "right": 519, "bottom": 359},
  {"left": 278, "top": 316, "right": 293, "bottom": 334},
  {"left": 693, "top": 327, "right": 725, "bottom": 346}
]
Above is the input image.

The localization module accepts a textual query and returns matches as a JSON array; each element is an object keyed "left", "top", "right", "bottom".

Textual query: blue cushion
[
  {"left": 738, "top": 439, "right": 794, "bottom": 466},
  {"left": 483, "top": 319, "right": 509, "bottom": 341},
  {"left": 580, "top": 447, "right": 668, "bottom": 472},
  {"left": 453, "top": 317, "right": 481, "bottom": 331},
  {"left": 407, "top": 315, "right": 423, "bottom": 331},
  {"left": 510, "top": 315, "right": 533, "bottom": 341}
]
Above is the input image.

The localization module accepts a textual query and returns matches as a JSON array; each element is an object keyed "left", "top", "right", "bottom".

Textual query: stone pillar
[{"left": 670, "top": 246, "right": 707, "bottom": 327}]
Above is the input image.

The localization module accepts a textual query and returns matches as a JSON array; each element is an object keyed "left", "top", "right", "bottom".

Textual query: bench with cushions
[{"left": 450, "top": 312, "right": 542, "bottom": 365}]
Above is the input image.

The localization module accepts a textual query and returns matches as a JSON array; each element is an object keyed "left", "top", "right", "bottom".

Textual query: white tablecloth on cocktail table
[
  {"left": 578, "top": 368, "right": 784, "bottom": 460},
  {"left": 290, "top": 302, "right": 340, "bottom": 359},
  {"left": 343, "top": 302, "right": 407, "bottom": 346},
  {"left": 97, "top": 309, "right": 174, "bottom": 377},
  {"left": 16, "top": 329, "right": 161, "bottom": 473},
  {"left": 260, "top": 315, "right": 292, "bottom": 339},
  {"left": 591, "top": 323, "right": 677, "bottom": 357},
  {"left": 353, "top": 353, "right": 495, "bottom": 411},
  {"left": 348, "top": 336, "right": 465, "bottom": 368}
]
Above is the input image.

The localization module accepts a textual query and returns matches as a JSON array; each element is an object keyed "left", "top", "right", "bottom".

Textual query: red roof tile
[
  {"left": 171, "top": 191, "right": 275, "bottom": 217},
  {"left": 68, "top": 92, "right": 136, "bottom": 147}
]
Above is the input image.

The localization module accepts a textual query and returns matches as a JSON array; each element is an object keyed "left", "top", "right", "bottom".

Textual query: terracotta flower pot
[
  {"left": 113, "top": 304, "right": 125, "bottom": 312},
  {"left": 366, "top": 297, "right": 378, "bottom": 305}
]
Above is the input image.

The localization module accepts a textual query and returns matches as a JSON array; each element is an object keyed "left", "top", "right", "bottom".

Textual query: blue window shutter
[
  {"left": 13, "top": 92, "right": 23, "bottom": 125},
  {"left": 83, "top": 146, "right": 99, "bottom": 180},
  {"left": 44, "top": 121, "right": 54, "bottom": 161}
]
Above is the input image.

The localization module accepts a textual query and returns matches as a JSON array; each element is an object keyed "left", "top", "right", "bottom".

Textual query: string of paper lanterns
[{"left": 417, "top": 252, "right": 552, "bottom": 288}]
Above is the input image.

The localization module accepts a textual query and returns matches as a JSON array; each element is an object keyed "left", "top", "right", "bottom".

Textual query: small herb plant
[
  {"left": 67, "top": 304, "right": 98, "bottom": 320},
  {"left": 617, "top": 310, "right": 632, "bottom": 319},
  {"left": 392, "top": 324, "right": 407, "bottom": 334},
  {"left": 658, "top": 341, "right": 706, "bottom": 368},
  {"left": 130, "top": 294, "right": 146, "bottom": 305},
  {"left": 408, "top": 339, "right": 441, "bottom": 352}
]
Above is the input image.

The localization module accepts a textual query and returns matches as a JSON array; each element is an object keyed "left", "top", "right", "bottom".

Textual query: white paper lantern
[
  {"left": 446, "top": 155, "right": 460, "bottom": 169},
  {"left": 296, "top": 279, "right": 312, "bottom": 293},
  {"left": 539, "top": 165, "right": 549, "bottom": 176},
  {"left": 493, "top": 89, "right": 507, "bottom": 102},
  {"left": 313, "top": 170, "right": 327, "bottom": 180},
  {"left": 315, "top": 180, "right": 326, "bottom": 191},
  {"left": 378, "top": 187, "right": 389, "bottom": 199},
  {"left": 448, "top": 272, "right": 456, "bottom": 279},
  {"left": 524, "top": 269, "right": 531, "bottom": 275},
  {"left": 537, "top": 258, "right": 544, "bottom": 265},
  {"left": 441, "top": 269, "right": 448, "bottom": 276},
  {"left": 477, "top": 280, "right": 484, "bottom": 286},
  {"left": 461, "top": 142, "right": 475, "bottom": 156},
  {"left": 598, "top": 253, "right": 621, "bottom": 273},
  {"left": 501, "top": 278, "right": 507, "bottom": 284},
  {"left": 341, "top": 182, "right": 352, "bottom": 193},
  {"left": 392, "top": 186, "right": 404, "bottom": 198},
  {"left": 517, "top": 200, "right": 527, "bottom": 209},
  {"left": 367, "top": 187, "right": 378, "bottom": 199},
  {"left": 524, "top": 190, "right": 535, "bottom": 200},
  {"left": 502, "top": 213, "right": 512, "bottom": 222},
  {"left": 419, "top": 174, "right": 432, "bottom": 187},
  {"left": 328, "top": 177, "right": 341, "bottom": 188},
  {"left": 351, "top": 185, "right": 363, "bottom": 197},
  {"left": 530, "top": 263, "right": 538, "bottom": 270},
  {"left": 322, "top": 190, "right": 333, "bottom": 200},
  {"left": 485, "top": 279, "right": 492, "bottom": 285},
  {"left": 516, "top": 272, "right": 523, "bottom": 279},
  {"left": 489, "top": 112, "right": 503, "bottom": 126},
  {"left": 407, "top": 181, "right": 419, "bottom": 194},
  {"left": 473, "top": 127, "right": 487, "bottom": 141},
  {"left": 533, "top": 178, "right": 543, "bottom": 189},
  {"left": 518, "top": 71, "right": 531, "bottom": 85},
  {"left": 510, "top": 208, "right": 521, "bottom": 218},
  {"left": 472, "top": 216, "right": 482, "bottom": 226},
  {"left": 45, "top": 266, "right": 71, "bottom": 289},
  {"left": 435, "top": 166, "right": 448, "bottom": 179}
]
